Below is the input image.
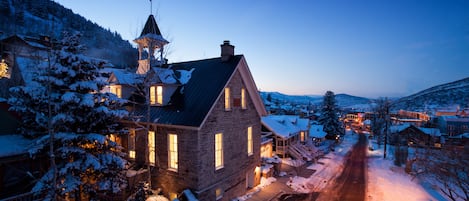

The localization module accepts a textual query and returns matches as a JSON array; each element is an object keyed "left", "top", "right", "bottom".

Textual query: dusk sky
[{"left": 55, "top": 0, "right": 469, "bottom": 98}]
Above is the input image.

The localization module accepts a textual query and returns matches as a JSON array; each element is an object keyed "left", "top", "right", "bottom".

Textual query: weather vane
[{"left": 150, "top": 0, "right": 153, "bottom": 15}]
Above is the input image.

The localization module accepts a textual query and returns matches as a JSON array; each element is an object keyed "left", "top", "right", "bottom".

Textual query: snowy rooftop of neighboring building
[
  {"left": 418, "top": 127, "right": 441, "bottom": 136},
  {"left": 446, "top": 118, "right": 469, "bottom": 122},
  {"left": 108, "top": 68, "right": 140, "bottom": 85},
  {"left": 261, "top": 115, "right": 309, "bottom": 139},
  {"left": 389, "top": 124, "right": 412, "bottom": 133},
  {"left": 0, "top": 135, "right": 31, "bottom": 157},
  {"left": 309, "top": 124, "right": 327, "bottom": 138}
]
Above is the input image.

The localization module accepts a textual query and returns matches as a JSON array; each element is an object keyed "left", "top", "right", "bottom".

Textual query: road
[{"left": 316, "top": 134, "right": 367, "bottom": 201}]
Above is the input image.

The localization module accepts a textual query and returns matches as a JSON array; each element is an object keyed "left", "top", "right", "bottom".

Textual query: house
[
  {"left": 309, "top": 124, "right": 327, "bottom": 145},
  {"left": 437, "top": 116, "right": 469, "bottom": 136},
  {"left": 261, "top": 115, "right": 310, "bottom": 158},
  {"left": 388, "top": 124, "right": 442, "bottom": 147},
  {"left": 108, "top": 14, "right": 267, "bottom": 201},
  {"left": 0, "top": 135, "right": 47, "bottom": 199},
  {"left": 0, "top": 34, "right": 51, "bottom": 98}
]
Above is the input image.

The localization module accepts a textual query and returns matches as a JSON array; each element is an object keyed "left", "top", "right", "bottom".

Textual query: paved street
[{"left": 316, "top": 134, "right": 367, "bottom": 201}]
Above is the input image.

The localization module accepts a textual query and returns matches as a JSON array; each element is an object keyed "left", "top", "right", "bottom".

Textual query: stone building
[{"left": 109, "top": 14, "right": 267, "bottom": 200}]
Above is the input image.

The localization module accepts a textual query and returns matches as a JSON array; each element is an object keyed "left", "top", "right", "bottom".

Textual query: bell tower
[{"left": 134, "top": 13, "right": 169, "bottom": 74}]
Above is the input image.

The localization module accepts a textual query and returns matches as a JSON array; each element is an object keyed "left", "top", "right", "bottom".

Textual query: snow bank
[{"left": 366, "top": 138, "right": 444, "bottom": 201}]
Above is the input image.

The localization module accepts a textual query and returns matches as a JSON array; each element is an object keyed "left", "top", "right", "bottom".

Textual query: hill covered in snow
[
  {"left": 260, "top": 91, "right": 372, "bottom": 109},
  {"left": 392, "top": 77, "right": 469, "bottom": 111},
  {"left": 0, "top": 0, "right": 136, "bottom": 68}
]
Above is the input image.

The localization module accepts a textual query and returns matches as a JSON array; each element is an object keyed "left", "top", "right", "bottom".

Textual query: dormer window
[
  {"left": 150, "top": 85, "right": 163, "bottom": 105},
  {"left": 110, "top": 85, "right": 122, "bottom": 98},
  {"left": 224, "top": 87, "right": 231, "bottom": 111}
]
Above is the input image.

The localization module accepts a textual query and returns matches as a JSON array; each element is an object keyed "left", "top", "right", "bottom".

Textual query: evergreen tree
[
  {"left": 8, "top": 32, "right": 128, "bottom": 200},
  {"left": 318, "top": 91, "right": 341, "bottom": 139},
  {"left": 266, "top": 93, "right": 272, "bottom": 102}
]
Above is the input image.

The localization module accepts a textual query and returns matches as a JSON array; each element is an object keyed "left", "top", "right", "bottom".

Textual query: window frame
[
  {"left": 241, "top": 88, "right": 247, "bottom": 109},
  {"left": 215, "top": 133, "right": 224, "bottom": 170},
  {"left": 247, "top": 126, "right": 253, "bottom": 156},
  {"left": 224, "top": 87, "right": 231, "bottom": 111},
  {"left": 150, "top": 85, "right": 163, "bottom": 105},
  {"left": 168, "top": 133, "right": 178, "bottom": 171},
  {"left": 110, "top": 85, "right": 122, "bottom": 98},
  {"left": 148, "top": 131, "right": 156, "bottom": 166}
]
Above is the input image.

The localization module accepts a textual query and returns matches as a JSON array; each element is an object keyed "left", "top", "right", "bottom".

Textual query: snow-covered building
[
  {"left": 261, "top": 115, "right": 310, "bottom": 158},
  {"left": 388, "top": 124, "right": 443, "bottom": 147},
  {"left": 0, "top": 34, "right": 54, "bottom": 98},
  {"left": 310, "top": 124, "right": 327, "bottom": 143},
  {"left": 108, "top": 14, "right": 267, "bottom": 200}
]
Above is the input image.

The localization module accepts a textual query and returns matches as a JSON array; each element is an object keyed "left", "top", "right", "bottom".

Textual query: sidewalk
[{"left": 246, "top": 162, "right": 316, "bottom": 201}]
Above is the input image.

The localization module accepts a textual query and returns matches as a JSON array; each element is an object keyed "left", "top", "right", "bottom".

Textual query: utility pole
[{"left": 383, "top": 98, "right": 390, "bottom": 159}]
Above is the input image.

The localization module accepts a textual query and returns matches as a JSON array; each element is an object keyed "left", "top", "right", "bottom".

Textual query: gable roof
[
  {"left": 108, "top": 69, "right": 140, "bottom": 85},
  {"left": 131, "top": 55, "right": 243, "bottom": 127}
]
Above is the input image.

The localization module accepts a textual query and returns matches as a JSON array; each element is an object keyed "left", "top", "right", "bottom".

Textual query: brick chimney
[{"left": 220, "top": 40, "right": 234, "bottom": 62}]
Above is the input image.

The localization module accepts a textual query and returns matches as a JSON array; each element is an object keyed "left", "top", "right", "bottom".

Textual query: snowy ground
[
  {"left": 366, "top": 138, "right": 446, "bottom": 201},
  {"left": 242, "top": 130, "right": 450, "bottom": 201},
  {"left": 289, "top": 131, "right": 359, "bottom": 193}
]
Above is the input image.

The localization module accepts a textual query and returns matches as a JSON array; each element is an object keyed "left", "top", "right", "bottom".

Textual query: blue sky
[{"left": 55, "top": 0, "right": 469, "bottom": 98}]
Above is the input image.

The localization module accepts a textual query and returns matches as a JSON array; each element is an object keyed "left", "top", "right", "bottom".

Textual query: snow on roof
[
  {"left": 176, "top": 68, "right": 195, "bottom": 85},
  {"left": 261, "top": 115, "right": 309, "bottom": 139},
  {"left": 110, "top": 69, "right": 139, "bottom": 85},
  {"left": 154, "top": 67, "right": 177, "bottom": 84},
  {"left": 418, "top": 127, "right": 441, "bottom": 136},
  {"left": 449, "top": 133, "right": 469, "bottom": 139},
  {"left": 16, "top": 56, "right": 46, "bottom": 86},
  {"left": 389, "top": 124, "right": 411, "bottom": 133},
  {"left": 363, "top": 119, "right": 371, "bottom": 125},
  {"left": 309, "top": 124, "right": 327, "bottom": 138},
  {"left": 446, "top": 118, "right": 469, "bottom": 123},
  {"left": 0, "top": 135, "right": 31, "bottom": 157},
  {"left": 135, "top": 33, "right": 169, "bottom": 44}
]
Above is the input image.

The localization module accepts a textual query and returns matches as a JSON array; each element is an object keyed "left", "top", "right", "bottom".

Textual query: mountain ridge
[
  {"left": 393, "top": 77, "right": 469, "bottom": 111},
  {"left": 0, "top": 0, "right": 137, "bottom": 68}
]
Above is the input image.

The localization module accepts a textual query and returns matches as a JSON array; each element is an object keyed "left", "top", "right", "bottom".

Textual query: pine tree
[
  {"left": 318, "top": 91, "right": 341, "bottom": 139},
  {"left": 8, "top": 32, "right": 128, "bottom": 200}
]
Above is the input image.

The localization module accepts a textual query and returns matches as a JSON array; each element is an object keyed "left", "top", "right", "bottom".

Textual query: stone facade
[{"left": 143, "top": 69, "right": 262, "bottom": 200}]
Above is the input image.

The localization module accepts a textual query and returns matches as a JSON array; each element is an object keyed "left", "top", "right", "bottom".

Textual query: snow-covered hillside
[
  {"left": 260, "top": 91, "right": 372, "bottom": 108},
  {"left": 393, "top": 77, "right": 469, "bottom": 111}
]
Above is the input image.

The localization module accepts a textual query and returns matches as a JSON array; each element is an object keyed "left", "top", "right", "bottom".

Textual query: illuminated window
[
  {"left": 300, "top": 131, "right": 305, "bottom": 142},
  {"left": 168, "top": 134, "right": 178, "bottom": 171},
  {"left": 110, "top": 85, "right": 121, "bottom": 98},
  {"left": 148, "top": 131, "right": 156, "bottom": 166},
  {"left": 241, "top": 88, "right": 246, "bottom": 109},
  {"left": 247, "top": 127, "right": 253, "bottom": 156},
  {"left": 169, "top": 192, "right": 178, "bottom": 200},
  {"left": 224, "top": 88, "right": 231, "bottom": 110},
  {"left": 0, "top": 59, "right": 9, "bottom": 78},
  {"left": 128, "top": 129, "right": 136, "bottom": 159},
  {"left": 215, "top": 188, "right": 223, "bottom": 200},
  {"left": 215, "top": 133, "right": 224, "bottom": 169},
  {"left": 150, "top": 85, "right": 163, "bottom": 105}
]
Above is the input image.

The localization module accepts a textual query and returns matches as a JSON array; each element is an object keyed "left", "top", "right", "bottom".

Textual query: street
[{"left": 316, "top": 133, "right": 367, "bottom": 201}]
